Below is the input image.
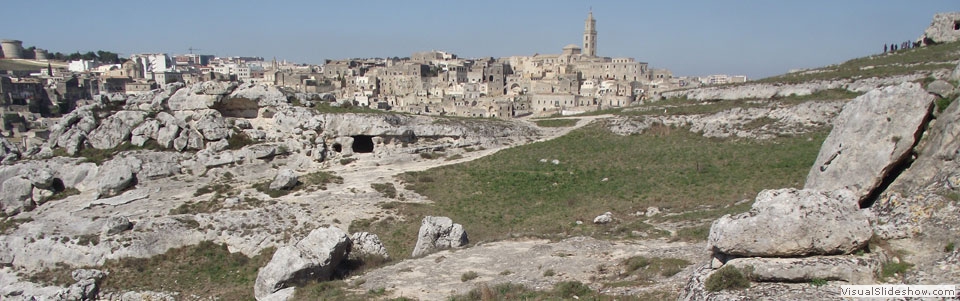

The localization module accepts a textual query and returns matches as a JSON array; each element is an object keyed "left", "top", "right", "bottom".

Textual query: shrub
[
  {"left": 946, "top": 242, "right": 955, "bottom": 253},
  {"left": 461, "top": 271, "right": 479, "bottom": 282},
  {"left": 371, "top": 183, "right": 397, "bottom": 199},
  {"left": 543, "top": 269, "right": 556, "bottom": 277},
  {"left": 880, "top": 261, "right": 913, "bottom": 280},
  {"left": 553, "top": 281, "right": 591, "bottom": 298},
  {"left": 705, "top": 266, "right": 751, "bottom": 292}
]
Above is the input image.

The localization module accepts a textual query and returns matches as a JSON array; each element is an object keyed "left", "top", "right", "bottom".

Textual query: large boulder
[
  {"left": 96, "top": 158, "right": 140, "bottom": 198},
  {"left": 805, "top": 82, "right": 934, "bottom": 206},
  {"left": 918, "top": 12, "right": 960, "bottom": 45},
  {"left": 54, "top": 269, "right": 106, "bottom": 301},
  {"left": 0, "top": 137, "right": 20, "bottom": 164},
  {"left": 926, "top": 79, "right": 955, "bottom": 98},
  {"left": 723, "top": 254, "right": 880, "bottom": 284},
  {"left": 411, "top": 216, "right": 468, "bottom": 257},
  {"left": 707, "top": 188, "right": 871, "bottom": 257},
  {"left": 269, "top": 169, "right": 298, "bottom": 191},
  {"left": 195, "top": 115, "right": 231, "bottom": 141},
  {"left": 892, "top": 95, "right": 960, "bottom": 190},
  {"left": 254, "top": 227, "right": 351, "bottom": 300},
  {"left": 87, "top": 111, "right": 147, "bottom": 150},
  {"left": 229, "top": 83, "right": 288, "bottom": 107},
  {"left": 349, "top": 232, "right": 389, "bottom": 260},
  {"left": 130, "top": 119, "right": 160, "bottom": 147},
  {"left": 1, "top": 176, "right": 34, "bottom": 215}
]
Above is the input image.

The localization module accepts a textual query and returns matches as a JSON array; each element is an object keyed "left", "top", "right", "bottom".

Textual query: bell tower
[{"left": 583, "top": 10, "right": 597, "bottom": 57}]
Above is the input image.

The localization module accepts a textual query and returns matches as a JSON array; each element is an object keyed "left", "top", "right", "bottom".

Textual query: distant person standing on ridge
[{"left": 884, "top": 44, "right": 888, "bottom": 53}]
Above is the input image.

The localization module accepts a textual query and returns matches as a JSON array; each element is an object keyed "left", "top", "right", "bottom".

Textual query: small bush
[
  {"left": 543, "top": 269, "right": 556, "bottom": 277},
  {"left": 880, "top": 261, "right": 913, "bottom": 280},
  {"left": 553, "top": 281, "right": 591, "bottom": 298},
  {"left": 461, "top": 271, "right": 479, "bottom": 282},
  {"left": 705, "top": 266, "right": 751, "bottom": 292},
  {"left": 371, "top": 183, "right": 397, "bottom": 199},
  {"left": 945, "top": 242, "right": 955, "bottom": 253},
  {"left": 810, "top": 278, "right": 828, "bottom": 287}
]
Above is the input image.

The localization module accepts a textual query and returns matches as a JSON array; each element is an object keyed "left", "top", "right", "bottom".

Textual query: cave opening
[
  {"left": 351, "top": 135, "right": 374, "bottom": 153},
  {"left": 332, "top": 143, "right": 342, "bottom": 153}
]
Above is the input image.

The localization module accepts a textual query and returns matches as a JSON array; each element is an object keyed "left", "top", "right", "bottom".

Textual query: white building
[{"left": 68, "top": 60, "right": 98, "bottom": 72}]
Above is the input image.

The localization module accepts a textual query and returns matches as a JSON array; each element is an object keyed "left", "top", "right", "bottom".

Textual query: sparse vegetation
[
  {"left": 705, "top": 265, "right": 751, "bottom": 292},
  {"left": 371, "top": 182, "right": 398, "bottom": 199},
  {"left": 945, "top": 242, "right": 955, "bottom": 253},
  {"left": 622, "top": 256, "right": 692, "bottom": 281},
  {"left": 1, "top": 217, "right": 33, "bottom": 234},
  {"left": 810, "top": 278, "right": 828, "bottom": 287},
  {"left": 461, "top": 271, "right": 479, "bottom": 282},
  {"left": 543, "top": 269, "right": 556, "bottom": 277},
  {"left": 880, "top": 260, "right": 914, "bottom": 280},
  {"left": 377, "top": 124, "right": 824, "bottom": 259},
  {"left": 534, "top": 119, "right": 578, "bottom": 127},
  {"left": 340, "top": 157, "right": 358, "bottom": 165},
  {"left": 255, "top": 170, "right": 343, "bottom": 198}
]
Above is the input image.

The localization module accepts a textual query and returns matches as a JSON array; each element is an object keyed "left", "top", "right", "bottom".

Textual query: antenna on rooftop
[{"left": 188, "top": 47, "right": 201, "bottom": 54}]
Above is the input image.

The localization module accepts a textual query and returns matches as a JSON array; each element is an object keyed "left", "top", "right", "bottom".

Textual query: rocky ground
[{"left": 1, "top": 57, "right": 960, "bottom": 300}]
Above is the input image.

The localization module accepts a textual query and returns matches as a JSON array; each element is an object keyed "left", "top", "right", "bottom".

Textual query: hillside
[{"left": 1, "top": 42, "right": 959, "bottom": 301}]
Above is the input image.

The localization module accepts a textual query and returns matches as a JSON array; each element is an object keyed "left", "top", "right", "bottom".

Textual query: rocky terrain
[{"left": 3, "top": 33, "right": 960, "bottom": 301}]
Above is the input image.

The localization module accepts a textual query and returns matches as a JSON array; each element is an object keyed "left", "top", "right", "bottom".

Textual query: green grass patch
[
  {"left": 534, "top": 119, "right": 578, "bottom": 128},
  {"left": 254, "top": 170, "right": 343, "bottom": 198},
  {"left": 880, "top": 261, "right": 914, "bottom": 280},
  {"left": 1, "top": 217, "right": 33, "bottom": 234},
  {"left": 73, "top": 241, "right": 276, "bottom": 300},
  {"left": 671, "top": 224, "right": 712, "bottom": 242},
  {"left": 371, "top": 182, "right": 397, "bottom": 199},
  {"left": 946, "top": 242, "right": 956, "bottom": 253},
  {"left": 756, "top": 41, "right": 960, "bottom": 84},
  {"left": 381, "top": 124, "right": 823, "bottom": 258},
  {"left": 622, "top": 256, "right": 692, "bottom": 284},
  {"left": 705, "top": 265, "right": 751, "bottom": 292}
]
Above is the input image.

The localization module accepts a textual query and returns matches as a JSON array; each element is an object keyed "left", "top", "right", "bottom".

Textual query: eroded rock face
[
  {"left": 411, "top": 216, "right": 468, "bottom": 258},
  {"left": 724, "top": 254, "right": 880, "bottom": 284},
  {"left": 269, "top": 169, "right": 298, "bottom": 191},
  {"left": 918, "top": 12, "right": 960, "bottom": 45},
  {"left": 1, "top": 176, "right": 34, "bottom": 215},
  {"left": 254, "top": 227, "right": 351, "bottom": 300},
  {"left": 349, "top": 232, "right": 389, "bottom": 260},
  {"left": 96, "top": 157, "right": 141, "bottom": 198},
  {"left": 707, "top": 188, "right": 871, "bottom": 257},
  {"left": 805, "top": 82, "right": 935, "bottom": 206},
  {"left": 87, "top": 111, "right": 148, "bottom": 150}
]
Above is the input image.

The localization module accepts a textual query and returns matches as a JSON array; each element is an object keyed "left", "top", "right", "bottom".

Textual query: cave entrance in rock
[
  {"left": 332, "top": 143, "right": 343, "bottom": 153},
  {"left": 351, "top": 135, "right": 374, "bottom": 153}
]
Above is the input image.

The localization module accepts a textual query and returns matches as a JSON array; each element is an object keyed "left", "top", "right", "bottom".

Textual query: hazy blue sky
[{"left": 1, "top": 1, "right": 955, "bottom": 79}]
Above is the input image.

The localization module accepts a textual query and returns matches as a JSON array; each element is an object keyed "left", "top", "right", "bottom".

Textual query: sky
[{"left": 0, "top": 1, "right": 956, "bottom": 79}]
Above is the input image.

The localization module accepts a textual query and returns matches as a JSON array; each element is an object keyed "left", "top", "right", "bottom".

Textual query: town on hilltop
[{"left": 0, "top": 12, "right": 745, "bottom": 130}]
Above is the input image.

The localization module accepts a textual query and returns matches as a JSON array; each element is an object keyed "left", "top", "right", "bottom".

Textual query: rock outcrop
[
  {"left": 53, "top": 269, "right": 106, "bottom": 301},
  {"left": 349, "top": 232, "right": 389, "bottom": 260},
  {"left": 918, "top": 12, "right": 960, "bottom": 45},
  {"left": 411, "top": 216, "right": 468, "bottom": 258},
  {"left": 805, "top": 82, "right": 934, "bottom": 206},
  {"left": 708, "top": 188, "right": 871, "bottom": 257},
  {"left": 254, "top": 227, "right": 351, "bottom": 300},
  {"left": 269, "top": 169, "right": 298, "bottom": 191}
]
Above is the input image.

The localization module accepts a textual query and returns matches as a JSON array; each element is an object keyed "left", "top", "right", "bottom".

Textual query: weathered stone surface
[
  {"left": 96, "top": 158, "right": 138, "bottom": 198},
  {"left": 195, "top": 115, "right": 231, "bottom": 141},
  {"left": 56, "top": 128, "right": 86, "bottom": 155},
  {"left": 167, "top": 82, "right": 233, "bottom": 110},
  {"left": 724, "top": 254, "right": 880, "bottom": 284},
  {"left": 349, "top": 232, "right": 389, "bottom": 260},
  {"left": 53, "top": 269, "right": 106, "bottom": 301},
  {"left": 805, "top": 82, "right": 934, "bottom": 205},
  {"left": 411, "top": 216, "right": 468, "bottom": 257},
  {"left": 927, "top": 79, "right": 955, "bottom": 98},
  {"left": 186, "top": 129, "right": 205, "bottom": 150},
  {"left": 87, "top": 111, "right": 147, "bottom": 150},
  {"left": 0, "top": 137, "right": 20, "bottom": 164},
  {"left": 102, "top": 216, "right": 133, "bottom": 235},
  {"left": 254, "top": 227, "right": 351, "bottom": 300},
  {"left": 134, "top": 152, "right": 182, "bottom": 180},
  {"left": 892, "top": 95, "right": 960, "bottom": 191},
  {"left": 592, "top": 212, "right": 613, "bottom": 224},
  {"left": 918, "top": 12, "right": 960, "bottom": 45},
  {"left": 269, "top": 169, "right": 298, "bottom": 191},
  {"left": 1, "top": 176, "right": 34, "bottom": 215},
  {"left": 229, "top": 83, "right": 287, "bottom": 107},
  {"left": 31, "top": 187, "right": 55, "bottom": 205},
  {"left": 130, "top": 119, "right": 160, "bottom": 147},
  {"left": 708, "top": 188, "right": 871, "bottom": 257}
]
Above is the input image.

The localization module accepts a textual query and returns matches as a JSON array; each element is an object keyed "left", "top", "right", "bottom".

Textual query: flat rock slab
[
  {"left": 805, "top": 82, "right": 934, "bottom": 206},
  {"left": 725, "top": 254, "right": 881, "bottom": 284}
]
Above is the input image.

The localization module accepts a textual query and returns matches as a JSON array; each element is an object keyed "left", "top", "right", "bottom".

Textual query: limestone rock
[
  {"left": 724, "top": 254, "right": 880, "bottom": 284},
  {"left": 926, "top": 79, "right": 955, "bottom": 98},
  {"left": 269, "top": 169, "right": 298, "bottom": 191},
  {"left": 87, "top": 111, "right": 147, "bottom": 150},
  {"left": 593, "top": 212, "right": 613, "bottom": 224},
  {"left": 186, "top": 129, "right": 205, "bottom": 150},
  {"left": 411, "top": 216, "right": 468, "bottom": 257},
  {"left": 102, "top": 216, "right": 133, "bottom": 235},
  {"left": 167, "top": 82, "right": 233, "bottom": 110},
  {"left": 645, "top": 207, "right": 660, "bottom": 217},
  {"left": 130, "top": 119, "right": 160, "bottom": 147},
  {"left": 54, "top": 269, "right": 106, "bottom": 301},
  {"left": 254, "top": 227, "right": 351, "bottom": 300},
  {"left": 1, "top": 176, "right": 34, "bottom": 215},
  {"left": 805, "top": 82, "right": 934, "bottom": 205},
  {"left": 918, "top": 12, "right": 960, "bottom": 45},
  {"left": 0, "top": 137, "right": 20, "bottom": 164},
  {"left": 56, "top": 128, "right": 87, "bottom": 156},
  {"left": 195, "top": 115, "right": 231, "bottom": 141},
  {"left": 134, "top": 152, "right": 182, "bottom": 180},
  {"left": 31, "top": 187, "right": 55, "bottom": 205},
  {"left": 707, "top": 188, "right": 871, "bottom": 257},
  {"left": 349, "top": 232, "right": 389, "bottom": 260},
  {"left": 229, "top": 83, "right": 288, "bottom": 107},
  {"left": 96, "top": 158, "right": 138, "bottom": 198}
]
